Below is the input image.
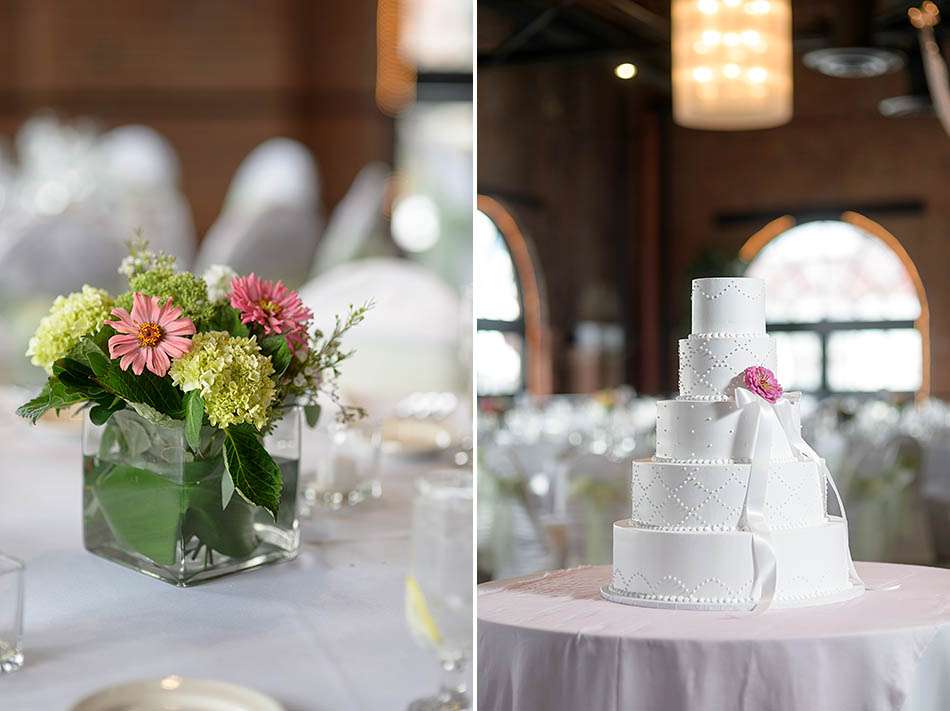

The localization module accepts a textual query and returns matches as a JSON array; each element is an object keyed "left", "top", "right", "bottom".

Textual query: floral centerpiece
[{"left": 17, "top": 238, "right": 369, "bottom": 585}]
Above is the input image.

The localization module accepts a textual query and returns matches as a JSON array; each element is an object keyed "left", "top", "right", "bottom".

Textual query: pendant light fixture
[{"left": 672, "top": 0, "right": 793, "bottom": 130}]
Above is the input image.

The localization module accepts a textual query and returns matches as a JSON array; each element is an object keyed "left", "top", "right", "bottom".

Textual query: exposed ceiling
[{"left": 479, "top": 0, "right": 947, "bottom": 79}]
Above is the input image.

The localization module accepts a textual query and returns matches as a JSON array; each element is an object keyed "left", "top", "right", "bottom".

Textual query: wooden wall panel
[
  {"left": 0, "top": 0, "right": 392, "bottom": 238},
  {"left": 11, "top": 1, "right": 297, "bottom": 91},
  {"left": 479, "top": 59, "right": 637, "bottom": 390}
]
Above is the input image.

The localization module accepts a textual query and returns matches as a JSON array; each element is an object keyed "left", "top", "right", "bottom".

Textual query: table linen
[
  {"left": 0, "top": 402, "right": 443, "bottom": 710},
  {"left": 478, "top": 563, "right": 950, "bottom": 711}
]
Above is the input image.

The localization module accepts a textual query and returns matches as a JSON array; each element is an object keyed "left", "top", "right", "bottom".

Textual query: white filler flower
[{"left": 203, "top": 264, "right": 238, "bottom": 303}]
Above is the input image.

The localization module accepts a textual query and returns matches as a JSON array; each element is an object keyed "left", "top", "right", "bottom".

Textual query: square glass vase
[{"left": 82, "top": 406, "right": 302, "bottom": 586}]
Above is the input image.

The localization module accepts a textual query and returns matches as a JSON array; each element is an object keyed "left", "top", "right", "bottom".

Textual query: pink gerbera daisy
[
  {"left": 107, "top": 293, "right": 196, "bottom": 377},
  {"left": 229, "top": 273, "right": 312, "bottom": 352}
]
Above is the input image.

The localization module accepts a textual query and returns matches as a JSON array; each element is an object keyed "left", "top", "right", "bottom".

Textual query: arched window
[
  {"left": 743, "top": 214, "right": 928, "bottom": 396},
  {"left": 475, "top": 196, "right": 550, "bottom": 396}
]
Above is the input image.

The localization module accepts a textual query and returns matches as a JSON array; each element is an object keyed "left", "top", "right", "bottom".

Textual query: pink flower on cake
[
  {"left": 107, "top": 293, "right": 196, "bottom": 377},
  {"left": 742, "top": 365, "right": 783, "bottom": 404},
  {"left": 229, "top": 273, "right": 313, "bottom": 352}
]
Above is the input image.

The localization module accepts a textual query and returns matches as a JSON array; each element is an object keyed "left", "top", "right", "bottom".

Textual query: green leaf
[
  {"left": 206, "top": 303, "right": 249, "bottom": 337},
  {"left": 259, "top": 335, "right": 292, "bottom": 376},
  {"left": 56, "top": 326, "right": 190, "bottom": 424},
  {"left": 221, "top": 468, "right": 236, "bottom": 509},
  {"left": 89, "top": 402, "right": 120, "bottom": 426},
  {"left": 16, "top": 378, "right": 87, "bottom": 423},
  {"left": 183, "top": 391, "right": 204, "bottom": 452},
  {"left": 223, "top": 424, "right": 282, "bottom": 518},
  {"left": 53, "top": 357, "right": 105, "bottom": 399},
  {"left": 304, "top": 403, "right": 321, "bottom": 428},
  {"left": 184, "top": 469, "right": 258, "bottom": 558},
  {"left": 113, "top": 412, "right": 151, "bottom": 458},
  {"left": 93, "top": 462, "right": 188, "bottom": 566},
  {"left": 130, "top": 401, "right": 179, "bottom": 427},
  {"left": 84, "top": 346, "right": 183, "bottom": 419}
]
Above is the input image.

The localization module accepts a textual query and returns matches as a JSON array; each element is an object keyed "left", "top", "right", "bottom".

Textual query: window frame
[
  {"left": 475, "top": 210, "right": 528, "bottom": 395},
  {"left": 741, "top": 211, "right": 929, "bottom": 399},
  {"left": 767, "top": 319, "right": 919, "bottom": 397},
  {"left": 476, "top": 196, "right": 551, "bottom": 397}
]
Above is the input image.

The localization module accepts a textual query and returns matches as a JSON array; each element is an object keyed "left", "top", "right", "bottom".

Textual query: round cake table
[{"left": 478, "top": 563, "right": 950, "bottom": 711}]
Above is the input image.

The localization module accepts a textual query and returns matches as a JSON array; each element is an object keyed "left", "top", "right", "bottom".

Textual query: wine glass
[
  {"left": 0, "top": 554, "right": 24, "bottom": 674},
  {"left": 405, "top": 469, "right": 473, "bottom": 711}
]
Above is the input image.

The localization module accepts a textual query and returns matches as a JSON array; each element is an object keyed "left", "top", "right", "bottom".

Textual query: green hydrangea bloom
[
  {"left": 169, "top": 331, "right": 275, "bottom": 430},
  {"left": 26, "top": 286, "right": 113, "bottom": 374},
  {"left": 116, "top": 269, "right": 215, "bottom": 328}
]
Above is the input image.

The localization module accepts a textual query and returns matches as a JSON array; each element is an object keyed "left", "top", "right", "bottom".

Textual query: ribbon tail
[
  {"left": 773, "top": 401, "right": 870, "bottom": 594},
  {"left": 817, "top": 455, "right": 869, "bottom": 591},
  {"left": 740, "top": 400, "right": 777, "bottom": 613}
]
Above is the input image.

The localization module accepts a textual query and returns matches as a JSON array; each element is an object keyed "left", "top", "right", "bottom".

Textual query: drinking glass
[
  {"left": 302, "top": 420, "right": 383, "bottom": 512},
  {"left": 0, "top": 554, "right": 24, "bottom": 674},
  {"left": 405, "top": 469, "right": 473, "bottom": 711}
]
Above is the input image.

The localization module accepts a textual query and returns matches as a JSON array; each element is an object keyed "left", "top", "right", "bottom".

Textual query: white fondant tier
[
  {"left": 691, "top": 277, "right": 766, "bottom": 336},
  {"left": 609, "top": 518, "right": 856, "bottom": 609},
  {"left": 655, "top": 398, "right": 800, "bottom": 462},
  {"left": 631, "top": 459, "right": 825, "bottom": 531},
  {"left": 678, "top": 334, "right": 777, "bottom": 401}
]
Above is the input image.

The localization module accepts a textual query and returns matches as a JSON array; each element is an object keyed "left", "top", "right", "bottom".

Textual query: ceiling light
[
  {"left": 672, "top": 0, "right": 793, "bottom": 130},
  {"left": 614, "top": 63, "right": 638, "bottom": 80}
]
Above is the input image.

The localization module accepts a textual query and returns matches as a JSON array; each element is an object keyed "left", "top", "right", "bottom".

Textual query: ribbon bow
[{"left": 734, "top": 387, "right": 866, "bottom": 613}]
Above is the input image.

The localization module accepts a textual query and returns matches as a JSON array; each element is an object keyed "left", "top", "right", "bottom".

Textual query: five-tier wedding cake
[{"left": 603, "top": 277, "right": 864, "bottom": 611}]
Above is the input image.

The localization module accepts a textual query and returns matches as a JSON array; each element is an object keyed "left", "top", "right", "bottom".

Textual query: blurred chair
[
  {"left": 299, "top": 257, "right": 463, "bottom": 415},
  {"left": 0, "top": 211, "right": 127, "bottom": 296},
  {"left": 846, "top": 433, "right": 932, "bottom": 564},
  {"left": 565, "top": 451, "right": 630, "bottom": 567},
  {"left": 95, "top": 125, "right": 196, "bottom": 266},
  {"left": 310, "top": 162, "right": 391, "bottom": 277},
  {"left": 195, "top": 138, "right": 323, "bottom": 286},
  {"left": 478, "top": 432, "right": 557, "bottom": 580},
  {"left": 921, "top": 439, "right": 950, "bottom": 562}
]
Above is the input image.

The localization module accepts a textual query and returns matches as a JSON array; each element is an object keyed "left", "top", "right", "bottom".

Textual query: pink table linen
[{"left": 478, "top": 562, "right": 950, "bottom": 711}]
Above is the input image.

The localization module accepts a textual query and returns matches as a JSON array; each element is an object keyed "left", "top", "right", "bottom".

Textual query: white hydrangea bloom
[{"left": 203, "top": 264, "right": 238, "bottom": 302}]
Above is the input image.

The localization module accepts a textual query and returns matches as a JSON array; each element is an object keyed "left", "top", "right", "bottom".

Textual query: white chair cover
[
  {"left": 195, "top": 138, "right": 323, "bottom": 286},
  {"left": 94, "top": 125, "right": 196, "bottom": 266},
  {"left": 310, "top": 162, "right": 390, "bottom": 277},
  {"left": 298, "top": 257, "right": 462, "bottom": 414},
  {"left": 0, "top": 210, "right": 127, "bottom": 296}
]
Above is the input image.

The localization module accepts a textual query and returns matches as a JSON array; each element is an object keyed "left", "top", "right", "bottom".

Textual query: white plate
[{"left": 72, "top": 676, "right": 285, "bottom": 711}]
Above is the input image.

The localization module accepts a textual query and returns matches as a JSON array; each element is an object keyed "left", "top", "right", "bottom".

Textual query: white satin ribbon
[
  {"left": 773, "top": 394, "right": 868, "bottom": 592},
  {"left": 734, "top": 387, "right": 778, "bottom": 612}
]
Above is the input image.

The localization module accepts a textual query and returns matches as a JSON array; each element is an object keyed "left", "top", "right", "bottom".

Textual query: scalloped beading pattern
[
  {"left": 692, "top": 280, "right": 762, "bottom": 304},
  {"left": 612, "top": 567, "right": 749, "bottom": 604},
  {"left": 611, "top": 565, "right": 849, "bottom": 605}
]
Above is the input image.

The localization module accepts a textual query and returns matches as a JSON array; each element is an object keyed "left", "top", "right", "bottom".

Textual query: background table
[
  {"left": 0, "top": 394, "right": 450, "bottom": 710},
  {"left": 478, "top": 563, "right": 950, "bottom": 711}
]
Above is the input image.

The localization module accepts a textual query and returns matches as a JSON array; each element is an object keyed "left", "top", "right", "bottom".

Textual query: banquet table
[
  {"left": 0, "top": 397, "right": 452, "bottom": 710},
  {"left": 478, "top": 564, "right": 950, "bottom": 711}
]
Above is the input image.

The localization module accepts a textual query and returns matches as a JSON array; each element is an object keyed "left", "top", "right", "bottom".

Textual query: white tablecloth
[
  {"left": 478, "top": 564, "right": 950, "bottom": 711},
  {"left": 0, "top": 406, "right": 450, "bottom": 710}
]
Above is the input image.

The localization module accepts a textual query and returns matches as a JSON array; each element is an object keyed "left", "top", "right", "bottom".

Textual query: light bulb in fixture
[{"left": 614, "top": 63, "right": 638, "bottom": 80}]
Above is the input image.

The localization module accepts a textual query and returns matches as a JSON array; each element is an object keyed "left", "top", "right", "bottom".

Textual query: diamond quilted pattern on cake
[
  {"left": 630, "top": 459, "right": 825, "bottom": 531},
  {"left": 679, "top": 334, "right": 776, "bottom": 400}
]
